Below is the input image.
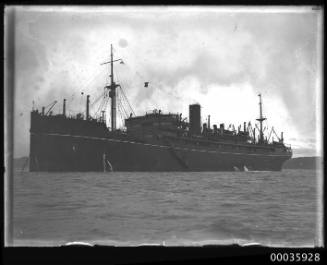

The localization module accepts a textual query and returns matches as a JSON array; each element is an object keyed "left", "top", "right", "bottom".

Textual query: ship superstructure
[{"left": 29, "top": 44, "right": 292, "bottom": 172}]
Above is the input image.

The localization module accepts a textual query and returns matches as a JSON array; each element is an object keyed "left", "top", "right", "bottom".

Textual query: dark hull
[{"left": 29, "top": 133, "right": 291, "bottom": 172}]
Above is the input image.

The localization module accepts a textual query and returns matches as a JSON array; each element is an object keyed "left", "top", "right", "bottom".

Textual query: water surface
[{"left": 13, "top": 170, "right": 321, "bottom": 246}]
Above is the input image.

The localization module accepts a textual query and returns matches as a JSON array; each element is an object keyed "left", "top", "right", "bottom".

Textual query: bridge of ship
[
  {"left": 124, "top": 110, "right": 252, "bottom": 144},
  {"left": 124, "top": 111, "right": 183, "bottom": 135}
]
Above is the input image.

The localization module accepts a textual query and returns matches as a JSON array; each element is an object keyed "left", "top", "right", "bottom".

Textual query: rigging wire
[
  {"left": 77, "top": 67, "right": 107, "bottom": 100},
  {"left": 67, "top": 67, "right": 108, "bottom": 116},
  {"left": 79, "top": 63, "right": 107, "bottom": 94},
  {"left": 117, "top": 100, "right": 122, "bottom": 125},
  {"left": 68, "top": 67, "right": 107, "bottom": 110},
  {"left": 121, "top": 99, "right": 129, "bottom": 118},
  {"left": 95, "top": 94, "right": 110, "bottom": 119},
  {"left": 51, "top": 47, "right": 111, "bottom": 116},
  {"left": 117, "top": 99, "right": 126, "bottom": 128},
  {"left": 102, "top": 97, "right": 110, "bottom": 116},
  {"left": 118, "top": 94, "right": 128, "bottom": 119},
  {"left": 114, "top": 69, "right": 136, "bottom": 116},
  {"left": 94, "top": 98, "right": 105, "bottom": 118},
  {"left": 118, "top": 88, "right": 129, "bottom": 115},
  {"left": 120, "top": 85, "right": 135, "bottom": 116},
  {"left": 118, "top": 91, "right": 129, "bottom": 118},
  {"left": 90, "top": 92, "right": 105, "bottom": 109}
]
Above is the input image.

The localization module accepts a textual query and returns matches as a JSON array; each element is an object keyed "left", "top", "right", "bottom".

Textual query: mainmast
[{"left": 256, "top": 94, "right": 267, "bottom": 144}]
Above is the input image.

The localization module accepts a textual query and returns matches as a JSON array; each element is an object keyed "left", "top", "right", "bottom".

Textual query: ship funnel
[
  {"left": 243, "top": 122, "right": 246, "bottom": 132},
  {"left": 281, "top": 132, "right": 284, "bottom": 142},
  {"left": 86, "top": 95, "right": 90, "bottom": 120},
  {"left": 189, "top": 104, "right": 201, "bottom": 135},
  {"left": 208, "top": 115, "right": 211, "bottom": 129},
  {"left": 42, "top": 107, "right": 45, "bottom": 115},
  {"left": 63, "top": 99, "right": 66, "bottom": 117}
]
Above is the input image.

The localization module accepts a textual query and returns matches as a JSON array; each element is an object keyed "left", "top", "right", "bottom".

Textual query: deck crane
[
  {"left": 247, "top": 122, "right": 256, "bottom": 142},
  {"left": 272, "top": 127, "right": 281, "bottom": 142},
  {"left": 266, "top": 126, "right": 281, "bottom": 143},
  {"left": 255, "top": 124, "right": 267, "bottom": 135},
  {"left": 255, "top": 123, "right": 268, "bottom": 143},
  {"left": 42, "top": 100, "right": 57, "bottom": 115},
  {"left": 267, "top": 127, "right": 274, "bottom": 142},
  {"left": 46, "top": 100, "right": 58, "bottom": 115}
]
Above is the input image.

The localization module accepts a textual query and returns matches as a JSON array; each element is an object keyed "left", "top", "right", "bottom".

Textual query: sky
[{"left": 8, "top": 6, "right": 323, "bottom": 158}]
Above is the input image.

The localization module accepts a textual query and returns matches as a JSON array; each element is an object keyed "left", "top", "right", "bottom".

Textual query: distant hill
[
  {"left": 282, "top": 157, "right": 323, "bottom": 170},
  {"left": 13, "top": 156, "right": 322, "bottom": 171},
  {"left": 13, "top": 156, "right": 29, "bottom": 170}
]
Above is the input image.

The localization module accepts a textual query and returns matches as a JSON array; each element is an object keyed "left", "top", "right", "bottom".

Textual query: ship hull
[{"left": 29, "top": 133, "right": 291, "bottom": 172}]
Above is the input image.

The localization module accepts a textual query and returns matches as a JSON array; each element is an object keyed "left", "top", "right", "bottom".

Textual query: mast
[
  {"left": 63, "top": 98, "right": 66, "bottom": 117},
  {"left": 256, "top": 94, "right": 267, "bottom": 143},
  {"left": 101, "top": 43, "right": 123, "bottom": 131},
  {"left": 110, "top": 44, "right": 116, "bottom": 130},
  {"left": 86, "top": 95, "right": 90, "bottom": 120}
]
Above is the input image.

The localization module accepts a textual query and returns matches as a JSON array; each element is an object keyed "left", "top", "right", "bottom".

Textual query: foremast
[{"left": 102, "top": 44, "right": 123, "bottom": 131}]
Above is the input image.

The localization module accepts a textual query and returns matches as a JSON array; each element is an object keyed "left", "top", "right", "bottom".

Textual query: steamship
[{"left": 29, "top": 44, "right": 292, "bottom": 172}]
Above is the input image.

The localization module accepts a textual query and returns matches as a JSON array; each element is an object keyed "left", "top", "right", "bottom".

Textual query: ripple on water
[{"left": 13, "top": 170, "right": 319, "bottom": 246}]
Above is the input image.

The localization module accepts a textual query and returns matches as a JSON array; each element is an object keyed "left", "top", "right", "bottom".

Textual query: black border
[
  {"left": 2, "top": 1, "right": 326, "bottom": 264},
  {"left": 3, "top": 246, "right": 326, "bottom": 264}
]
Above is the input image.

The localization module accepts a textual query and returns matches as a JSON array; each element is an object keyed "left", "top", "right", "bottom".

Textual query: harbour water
[{"left": 12, "top": 169, "right": 321, "bottom": 247}]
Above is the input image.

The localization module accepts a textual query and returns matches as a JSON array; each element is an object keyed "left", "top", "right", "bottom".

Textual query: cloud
[
  {"left": 9, "top": 7, "right": 322, "bottom": 158},
  {"left": 292, "top": 147, "right": 320, "bottom": 158},
  {"left": 119, "top": 38, "right": 128, "bottom": 48}
]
